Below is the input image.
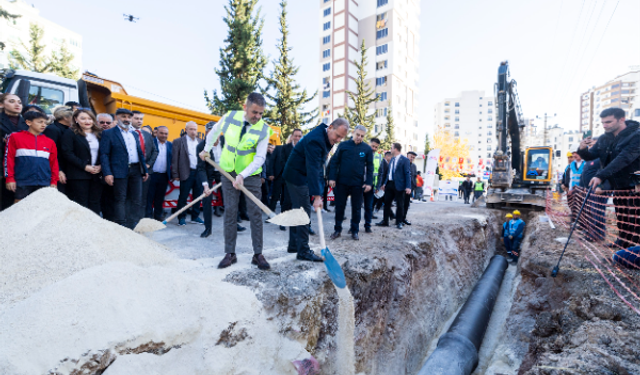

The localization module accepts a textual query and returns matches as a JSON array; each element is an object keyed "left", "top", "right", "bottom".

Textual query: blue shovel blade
[{"left": 321, "top": 247, "right": 346, "bottom": 289}]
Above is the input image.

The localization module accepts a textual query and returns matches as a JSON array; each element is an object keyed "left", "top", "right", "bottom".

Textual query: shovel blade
[
  {"left": 267, "top": 208, "right": 310, "bottom": 227},
  {"left": 133, "top": 218, "right": 167, "bottom": 234},
  {"left": 321, "top": 247, "right": 346, "bottom": 289}
]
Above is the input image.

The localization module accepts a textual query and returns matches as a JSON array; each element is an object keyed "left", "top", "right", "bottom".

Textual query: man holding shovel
[{"left": 199, "top": 93, "right": 272, "bottom": 270}]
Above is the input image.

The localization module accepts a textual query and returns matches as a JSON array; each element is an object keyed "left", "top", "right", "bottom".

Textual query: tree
[
  {"left": 0, "top": 7, "right": 20, "bottom": 50},
  {"left": 344, "top": 39, "right": 377, "bottom": 137},
  {"left": 205, "top": 0, "right": 268, "bottom": 115},
  {"left": 9, "top": 23, "right": 51, "bottom": 73},
  {"left": 49, "top": 41, "right": 79, "bottom": 79},
  {"left": 263, "top": 1, "right": 317, "bottom": 141},
  {"left": 432, "top": 126, "right": 470, "bottom": 180},
  {"left": 378, "top": 105, "right": 396, "bottom": 151}
]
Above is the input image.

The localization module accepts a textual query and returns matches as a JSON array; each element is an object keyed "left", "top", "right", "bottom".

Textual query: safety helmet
[
  {"left": 506, "top": 213, "right": 513, "bottom": 218},
  {"left": 513, "top": 210, "right": 521, "bottom": 215},
  {"left": 566, "top": 151, "right": 573, "bottom": 157}
]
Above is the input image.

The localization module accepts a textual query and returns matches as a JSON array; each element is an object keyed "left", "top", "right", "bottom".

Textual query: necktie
[
  {"left": 240, "top": 123, "right": 248, "bottom": 139},
  {"left": 389, "top": 157, "right": 396, "bottom": 181},
  {"left": 136, "top": 130, "right": 146, "bottom": 156}
]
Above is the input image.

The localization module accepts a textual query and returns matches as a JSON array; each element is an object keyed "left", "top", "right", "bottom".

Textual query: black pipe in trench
[{"left": 417, "top": 255, "right": 509, "bottom": 375}]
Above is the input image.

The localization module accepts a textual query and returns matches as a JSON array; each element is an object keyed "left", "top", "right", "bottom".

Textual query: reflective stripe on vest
[
  {"left": 569, "top": 161, "right": 584, "bottom": 189},
  {"left": 219, "top": 111, "right": 273, "bottom": 175},
  {"left": 373, "top": 153, "right": 382, "bottom": 185}
]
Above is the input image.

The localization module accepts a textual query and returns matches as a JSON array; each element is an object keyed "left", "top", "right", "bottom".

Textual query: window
[
  {"left": 322, "top": 104, "right": 329, "bottom": 111},
  {"left": 376, "top": 60, "right": 388, "bottom": 70},
  {"left": 455, "top": 102, "right": 459, "bottom": 107},
  {"left": 454, "top": 131, "right": 459, "bottom": 136},
  {"left": 487, "top": 153, "right": 491, "bottom": 158},
  {"left": 455, "top": 109, "right": 459, "bottom": 114},
  {"left": 322, "top": 90, "right": 330, "bottom": 98},
  {"left": 487, "top": 139, "right": 492, "bottom": 143},
  {"left": 376, "top": 12, "right": 387, "bottom": 23},
  {"left": 487, "top": 131, "right": 492, "bottom": 136},
  {"left": 479, "top": 111, "right": 482, "bottom": 115},
  {"left": 555, "top": 150, "right": 561, "bottom": 157},
  {"left": 568, "top": 137, "right": 574, "bottom": 142},
  {"left": 376, "top": 28, "right": 388, "bottom": 39},
  {"left": 323, "top": 35, "right": 331, "bottom": 44},
  {"left": 376, "top": 76, "right": 387, "bottom": 86},
  {"left": 488, "top": 116, "right": 493, "bottom": 121},
  {"left": 487, "top": 124, "right": 493, "bottom": 128},
  {"left": 323, "top": 21, "right": 331, "bottom": 30},
  {"left": 488, "top": 101, "right": 493, "bottom": 106},
  {"left": 323, "top": 62, "right": 330, "bottom": 71},
  {"left": 445, "top": 102, "right": 450, "bottom": 106},
  {"left": 322, "top": 49, "right": 331, "bottom": 58},
  {"left": 487, "top": 146, "right": 492, "bottom": 151},
  {"left": 28, "top": 85, "right": 64, "bottom": 114},
  {"left": 479, "top": 104, "right": 483, "bottom": 107},
  {"left": 375, "top": 108, "right": 388, "bottom": 118},
  {"left": 445, "top": 108, "right": 450, "bottom": 113},
  {"left": 379, "top": 92, "right": 388, "bottom": 101},
  {"left": 377, "top": 0, "right": 388, "bottom": 7},
  {"left": 455, "top": 117, "right": 459, "bottom": 121},
  {"left": 444, "top": 116, "right": 450, "bottom": 120},
  {"left": 488, "top": 109, "right": 493, "bottom": 114},
  {"left": 324, "top": 0, "right": 330, "bottom": 2},
  {"left": 454, "top": 125, "right": 459, "bottom": 129},
  {"left": 323, "top": 7, "right": 331, "bottom": 16},
  {"left": 611, "top": 84, "right": 620, "bottom": 89},
  {"left": 376, "top": 44, "right": 388, "bottom": 55},
  {"left": 322, "top": 77, "right": 330, "bottom": 89}
]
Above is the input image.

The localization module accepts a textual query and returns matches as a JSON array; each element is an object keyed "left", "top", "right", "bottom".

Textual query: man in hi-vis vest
[{"left": 200, "top": 93, "right": 273, "bottom": 270}]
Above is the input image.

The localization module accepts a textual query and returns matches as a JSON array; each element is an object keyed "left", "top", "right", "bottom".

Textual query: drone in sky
[{"left": 123, "top": 14, "right": 139, "bottom": 23}]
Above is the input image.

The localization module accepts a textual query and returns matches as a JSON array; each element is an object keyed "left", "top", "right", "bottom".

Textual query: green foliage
[
  {"left": 49, "top": 41, "right": 79, "bottom": 79},
  {"left": 378, "top": 105, "right": 396, "bottom": 151},
  {"left": 344, "top": 40, "right": 377, "bottom": 137},
  {"left": 0, "top": 7, "right": 20, "bottom": 50},
  {"left": 205, "top": 0, "right": 268, "bottom": 115},
  {"left": 263, "top": 1, "right": 317, "bottom": 141}
]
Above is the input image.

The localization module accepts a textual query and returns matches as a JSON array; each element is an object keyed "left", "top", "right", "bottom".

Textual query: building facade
[
  {"left": 433, "top": 90, "right": 496, "bottom": 174},
  {"left": 0, "top": 0, "right": 82, "bottom": 72},
  {"left": 318, "top": 0, "right": 420, "bottom": 151},
  {"left": 579, "top": 69, "right": 639, "bottom": 136}
]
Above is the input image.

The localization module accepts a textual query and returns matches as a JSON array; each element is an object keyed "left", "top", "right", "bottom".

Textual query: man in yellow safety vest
[{"left": 199, "top": 93, "right": 273, "bottom": 270}]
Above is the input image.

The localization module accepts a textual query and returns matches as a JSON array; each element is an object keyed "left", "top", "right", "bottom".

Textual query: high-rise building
[
  {"left": 579, "top": 68, "right": 639, "bottom": 136},
  {"left": 318, "top": 0, "right": 421, "bottom": 151},
  {"left": 433, "top": 90, "right": 496, "bottom": 174},
  {"left": 0, "top": 0, "right": 83, "bottom": 72}
]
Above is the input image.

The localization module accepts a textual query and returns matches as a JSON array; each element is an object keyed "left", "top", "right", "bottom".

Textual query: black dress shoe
[
  {"left": 309, "top": 227, "right": 316, "bottom": 235},
  {"left": 351, "top": 232, "right": 359, "bottom": 240},
  {"left": 237, "top": 215, "right": 242, "bottom": 223},
  {"left": 365, "top": 227, "right": 373, "bottom": 233},
  {"left": 396, "top": 223, "right": 404, "bottom": 229},
  {"left": 297, "top": 250, "right": 324, "bottom": 262},
  {"left": 237, "top": 224, "right": 247, "bottom": 232},
  {"left": 330, "top": 231, "right": 341, "bottom": 240},
  {"left": 375, "top": 221, "right": 389, "bottom": 227},
  {"left": 218, "top": 253, "right": 237, "bottom": 269},
  {"left": 403, "top": 219, "right": 412, "bottom": 226},
  {"left": 279, "top": 226, "right": 286, "bottom": 231},
  {"left": 252, "top": 254, "right": 271, "bottom": 270},
  {"left": 324, "top": 207, "right": 332, "bottom": 213},
  {"left": 200, "top": 228, "right": 212, "bottom": 238}
]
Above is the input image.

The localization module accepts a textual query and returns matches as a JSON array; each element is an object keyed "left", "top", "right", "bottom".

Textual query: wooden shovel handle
[
  {"left": 316, "top": 207, "right": 326, "bottom": 249},
  {"left": 204, "top": 156, "right": 275, "bottom": 218},
  {"left": 164, "top": 192, "right": 207, "bottom": 223}
]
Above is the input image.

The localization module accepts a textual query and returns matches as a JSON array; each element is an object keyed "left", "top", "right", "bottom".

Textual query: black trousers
[
  {"left": 287, "top": 182, "right": 312, "bottom": 254},
  {"left": 261, "top": 180, "right": 270, "bottom": 206},
  {"left": 101, "top": 184, "right": 115, "bottom": 221},
  {"left": 334, "top": 183, "right": 364, "bottom": 233},
  {"left": 67, "top": 176, "right": 103, "bottom": 215},
  {"left": 0, "top": 182, "right": 15, "bottom": 211},
  {"left": 146, "top": 172, "right": 169, "bottom": 220},
  {"left": 323, "top": 182, "right": 330, "bottom": 210},
  {"left": 613, "top": 189, "right": 640, "bottom": 247},
  {"left": 363, "top": 189, "right": 375, "bottom": 229},
  {"left": 269, "top": 177, "right": 286, "bottom": 212},
  {"left": 403, "top": 191, "right": 412, "bottom": 221},
  {"left": 113, "top": 164, "right": 143, "bottom": 228},
  {"left": 177, "top": 169, "right": 202, "bottom": 220},
  {"left": 383, "top": 180, "right": 406, "bottom": 225},
  {"left": 464, "top": 191, "right": 471, "bottom": 203}
]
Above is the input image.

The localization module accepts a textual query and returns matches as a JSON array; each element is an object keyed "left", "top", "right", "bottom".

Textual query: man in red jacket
[{"left": 5, "top": 111, "right": 59, "bottom": 202}]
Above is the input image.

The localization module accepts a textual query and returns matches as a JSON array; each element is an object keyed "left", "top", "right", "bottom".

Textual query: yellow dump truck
[{"left": 1, "top": 69, "right": 281, "bottom": 144}]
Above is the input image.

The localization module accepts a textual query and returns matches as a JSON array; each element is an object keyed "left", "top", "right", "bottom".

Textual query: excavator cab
[{"left": 523, "top": 147, "right": 553, "bottom": 183}]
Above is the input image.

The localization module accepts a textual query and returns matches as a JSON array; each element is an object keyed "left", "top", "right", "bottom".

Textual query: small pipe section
[{"left": 417, "top": 255, "right": 508, "bottom": 375}]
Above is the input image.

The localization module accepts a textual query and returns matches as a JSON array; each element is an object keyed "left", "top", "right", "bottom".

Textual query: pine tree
[
  {"left": 9, "top": 23, "right": 51, "bottom": 72},
  {"left": 49, "top": 41, "right": 79, "bottom": 79},
  {"left": 0, "top": 7, "right": 20, "bottom": 50},
  {"left": 205, "top": 0, "right": 268, "bottom": 115},
  {"left": 263, "top": 1, "right": 317, "bottom": 140},
  {"left": 379, "top": 105, "right": 396, "bottom": 151},
  {"left": 344, "top": 39, "right": 377, "bottom": 137}
]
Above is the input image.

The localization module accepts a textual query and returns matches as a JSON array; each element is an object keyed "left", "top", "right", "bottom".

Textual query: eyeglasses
[{"left": 99, "top": 121, "right": 112, "bottom": 125}]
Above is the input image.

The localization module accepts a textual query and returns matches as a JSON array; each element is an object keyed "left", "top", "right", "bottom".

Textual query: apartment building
[
  {"left": 579, "top": 69, "right": 639, "bottom": 136},
  {"left": 433, "top": 90, "right": 496, "bottom": 174},
  {"left": 318, "top": 0, "right": 421, "bottom": 151}
]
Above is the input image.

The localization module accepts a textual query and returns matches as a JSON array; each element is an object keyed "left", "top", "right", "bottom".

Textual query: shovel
[
  {"left": 134, "top": 182, "right": 221, "bottom": 234},
  {"left": 204, "top": 156, "right": 309, "bottom": 227},
  {"left": 316, "top": 207, "right": 346, "bottom": 289}
]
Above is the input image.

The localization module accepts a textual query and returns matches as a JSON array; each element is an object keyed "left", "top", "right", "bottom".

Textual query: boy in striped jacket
[{"left": 4, "top": 111, "right": 59, "bottom": 202}]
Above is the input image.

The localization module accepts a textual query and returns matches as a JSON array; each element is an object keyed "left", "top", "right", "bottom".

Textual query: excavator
[{"left": 485, "top": 61, "right": 552, "bottom": 210}]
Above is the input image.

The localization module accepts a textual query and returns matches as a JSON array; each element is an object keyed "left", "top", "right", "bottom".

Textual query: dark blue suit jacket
[
  {"left": 380, "top": 155, "right": 412, "bottom": 191},
  {"left": 99, "top": 126, "right": 148, "bottom": 179},
  {"left": 152, "top": 138, "right": 173, "bottom": 177},
  {"left": 283, "top": 124, "right": 332, "bottom": 196}
]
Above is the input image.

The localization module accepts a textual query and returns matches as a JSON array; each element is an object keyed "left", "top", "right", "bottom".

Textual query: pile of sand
[{"left": 0, "top": 188, "right": 174, "bottom": 308}]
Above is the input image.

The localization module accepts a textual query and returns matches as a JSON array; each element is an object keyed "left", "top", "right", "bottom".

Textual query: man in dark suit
[
  {"left": 402, "top": 151, "right": 418, "bottom": 225},
  {"left": 283, "top": 119, "right": 349, "bottom": 261},
  {"left": 146, "top": 126, "right": 172, "bottom": 220},
  {"left": 100, "top": 108, "right": 149, "bottom": 228},
  {"left": 328, "top": 125, "right": 373, "bottom": 240},
  {"left": 131, "top": 111, "right": 158, "bottom": 223},
  {"left": 376, "top": 143, "right": 412, "bottom": 229},
  {"left": 272, "top": 129, "right": 302, "bottom": 214},
  {"left": 172, "top": 121, "right": 205, "bottom": 226}
]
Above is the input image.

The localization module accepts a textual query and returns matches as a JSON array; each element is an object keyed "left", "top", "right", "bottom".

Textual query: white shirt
[
  {"left": 204, "top": 115, "right": 269, "bottom": 179},
  {"left": 118, "top": 125, "right": 139, "bottom": 164},
  {"left": 388, "top": 155, "right": 400, "bottom": 181},
  {"left": 186, "top": 136, "right": 199, "bottom": 169},
  {"left": 153, "top": 141, "right": 167, "bottom": 173},
  {"left": 85, "top": 132, "right": 99, "bottom": 166}
]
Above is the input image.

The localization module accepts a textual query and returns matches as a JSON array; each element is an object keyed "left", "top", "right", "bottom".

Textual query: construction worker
[
  {"left": 199, "top": 93, "right": 273, "bottom": 270},
  {"left": 503, "top": 213, "right": 513, "bottom": 256},
  {"left": 472, "top": 177, "right": 485, "bottom": 202},
  {"left": 508, "top": 210, "right": 525, "bottom": 262}
]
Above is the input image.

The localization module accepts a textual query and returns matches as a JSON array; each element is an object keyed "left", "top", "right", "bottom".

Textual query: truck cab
[{"left": 1, "top": 69, "right": 79, "bottom": 114}]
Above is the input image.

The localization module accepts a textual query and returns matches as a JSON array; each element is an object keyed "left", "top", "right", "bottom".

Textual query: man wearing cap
[
  {"left": 508, "top": 210, "right": 525, "bottom": 262},
  {"left": 199, "top": 93, "right": 272, "bottom": 270},
  {"left": 503, "top": 213, "right": 513, "bottom": 256},
  {"left": 99, "top": 108, "right": 149, "bottom": 228}
]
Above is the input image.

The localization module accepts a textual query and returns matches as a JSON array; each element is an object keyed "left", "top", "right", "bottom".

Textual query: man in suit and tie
[
  {"left": 100, "top": 108, "right": 149, "bottom": 228},
  {"left": 172, "top": 121, "right": 205, "bottom": 226},
  {"left": 131, "top": 110, "right": 158, "bottom": 223},
  {"left": 376, "top": 143, "right": 412, "bottom": 229},
  {"left": 402, "top": 151, "right": 418, "bottom": 226},
  {"left": 146, "top": 126, "right": 172, "bottom": 221}
]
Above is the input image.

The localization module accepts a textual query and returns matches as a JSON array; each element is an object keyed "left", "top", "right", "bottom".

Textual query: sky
[{"left": 29, "top": 0, "right": 640, "bottom": 144}]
